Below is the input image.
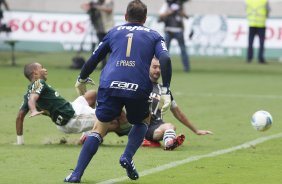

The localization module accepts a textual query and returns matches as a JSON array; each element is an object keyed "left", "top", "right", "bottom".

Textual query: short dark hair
[
  {"left": 24, "top": 63, "right": 38, "bottom": 81},
  {"left": 126, "top": 0, "right": 147, "bottom": 23}
]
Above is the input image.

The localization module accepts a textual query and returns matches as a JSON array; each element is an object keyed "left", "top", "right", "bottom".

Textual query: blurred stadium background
[
  {"left": 1, "top": 0, "right": 282, "bottom": 63},
  {"left": 6, "top": 0, "right": 282, "bottom": 16}
]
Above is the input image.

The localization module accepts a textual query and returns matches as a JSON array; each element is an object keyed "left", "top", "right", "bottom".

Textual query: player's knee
[
  {"left": 164, "top": 123, "right": 176, "bottom": 131},
  {"left": 153, "top": 129, "right": 164, "bottom": 141},
  {"left": 84, "top": 90, "right": 97, "bottom": 107}
]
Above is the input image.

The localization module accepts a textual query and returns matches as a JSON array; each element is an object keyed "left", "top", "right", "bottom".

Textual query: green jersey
[{"left": 20, "top": 79, "right": 75, "bottom": 126}]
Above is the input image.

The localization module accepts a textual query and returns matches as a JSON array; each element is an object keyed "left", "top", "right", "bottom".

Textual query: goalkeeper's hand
[
  {"left": 160, "top": 87, "right": 171, "bottom": 117},
  {"left": 75, "top": 77, "right": 95, "bottom": 96}
]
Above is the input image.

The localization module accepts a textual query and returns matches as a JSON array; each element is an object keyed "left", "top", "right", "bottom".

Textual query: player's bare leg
[{"left": 83, "top": 90, "right": 97, "bottom": 108}]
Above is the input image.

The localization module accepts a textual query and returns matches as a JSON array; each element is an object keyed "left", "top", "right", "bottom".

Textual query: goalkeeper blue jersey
[{"left": 80, "top": 23, "right": 169, "bottom": 99}]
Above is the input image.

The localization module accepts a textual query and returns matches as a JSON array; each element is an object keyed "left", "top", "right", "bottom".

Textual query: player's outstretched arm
[
  {"left": 28, "top": 93, "right": 44, "bottom": 117},
  {"left": 171, "top": 106, "right": 213, "bottom": 135},
  {"left": 15, "top": 110, "right": 27, "bottom": 145},
  {"left": 158, "top": 53, "right": 172, "bottom": 116},
  {"left": 76, "top": 37, "right": 110, "bottom": 94},
  {"left": 158, "top": 53, "right": 172, "bottom": 88},
  {"left": 79, "top": 36, "right": 110, "bottom": 80}
]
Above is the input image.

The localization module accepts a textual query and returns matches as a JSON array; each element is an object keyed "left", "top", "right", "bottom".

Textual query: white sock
[{"left": 163, "top": 129, "right": 176, "bottom": 146}]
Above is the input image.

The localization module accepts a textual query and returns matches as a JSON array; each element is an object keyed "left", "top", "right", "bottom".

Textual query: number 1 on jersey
[{"left": 126, "top": 33, "right": 133, "bottom": 57}]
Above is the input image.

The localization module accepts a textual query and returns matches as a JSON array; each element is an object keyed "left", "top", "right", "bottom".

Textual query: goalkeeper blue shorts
[{"left": 96, "top": 88, "right": 151, "bottom": 124}]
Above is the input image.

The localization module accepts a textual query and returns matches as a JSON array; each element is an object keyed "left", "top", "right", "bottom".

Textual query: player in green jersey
[{"left": 16, "top": 62, "right": 130, "bottom": 145}]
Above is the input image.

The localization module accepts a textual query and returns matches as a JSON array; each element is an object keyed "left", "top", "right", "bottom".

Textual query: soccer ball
[{"left": 251, "top": 110, "right": 273, "bottom": 131}]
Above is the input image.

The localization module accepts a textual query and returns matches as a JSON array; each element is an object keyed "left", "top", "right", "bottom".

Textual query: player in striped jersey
[{"left": 143, "top": 58, "right": 213, "bottom": 150}]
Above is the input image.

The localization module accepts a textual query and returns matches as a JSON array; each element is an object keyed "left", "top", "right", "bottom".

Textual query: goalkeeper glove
[
  {"left": 160, "top": 87, "right": 171, "bottom": 117},
  {"left": 75, "top": 77, "right": 95, "bottom": 96}
]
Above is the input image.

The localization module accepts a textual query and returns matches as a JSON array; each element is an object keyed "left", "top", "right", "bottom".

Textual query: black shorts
[{"left": 145, "top": 118, "right": 164, "bottom": 141}]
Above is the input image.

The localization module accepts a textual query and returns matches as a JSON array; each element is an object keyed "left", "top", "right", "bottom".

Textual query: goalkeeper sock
[
  {"left": 163, "top": 129, "right": 176, "bottom": 146},
  {"left": 73, "top": 132, "right": 102, "bottom": 177},
  {"left": 123, "top": 123, "right": 148, "bottom": 159}
]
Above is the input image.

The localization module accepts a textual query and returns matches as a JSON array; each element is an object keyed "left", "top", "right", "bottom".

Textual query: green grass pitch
[{"left": 0, "top": 51, "right": 282, "bottom": 184}]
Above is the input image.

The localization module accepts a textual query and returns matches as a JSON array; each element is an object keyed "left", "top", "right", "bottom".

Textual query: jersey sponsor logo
[
  {"left": 116, "top": 60, "right": 135, "bottom": 67},
  {"left": 117, "top": 25, "right": 150, "bottom": 32},
  {"left": 110, "top": 81, "right": 138, "bottom": 91},
  {"left": 56, "top": 115, "right": 64, "bottom": 125}
]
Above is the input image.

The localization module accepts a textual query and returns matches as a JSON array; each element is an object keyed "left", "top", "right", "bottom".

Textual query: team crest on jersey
[
  {"left": 150, "top": 92, "right": 161, "bottom": 101},
  {"left": 150, "top": 91, "right": 161, "bottom": 117}
]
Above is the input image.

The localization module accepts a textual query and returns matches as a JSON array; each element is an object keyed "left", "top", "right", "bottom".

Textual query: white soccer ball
[{"left": 251, "top": 110, "right": 273, "bottom": 131}]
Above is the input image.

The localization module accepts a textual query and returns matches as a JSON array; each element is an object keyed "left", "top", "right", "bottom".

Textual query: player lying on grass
[
  {"left": 142, "top": 58, "right": 213, "bottom": 150},
  {"left": 79, "top": 58, "right": 212, "bottom": 149},
  {"left": 15, "top": 62, "right": 130, "bottom": 145}
]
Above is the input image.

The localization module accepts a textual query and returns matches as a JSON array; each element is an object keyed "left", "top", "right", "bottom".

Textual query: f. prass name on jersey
[{"left": 116, "top": 60, "right": 136, "bottom": 67}]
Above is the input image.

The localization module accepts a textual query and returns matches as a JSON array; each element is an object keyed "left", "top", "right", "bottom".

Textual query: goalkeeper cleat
[
  {"left": 64, "top": 171, "right": 81, "bottom": 183},
  {"left": 164, "top": 134, "right": 185, "bottom": 151},
  {"left": 119, "top": 155, "right": 139, "bottom": 180},
  {"left": 142, "top": 139, "right": 161, "bottom": 147}
]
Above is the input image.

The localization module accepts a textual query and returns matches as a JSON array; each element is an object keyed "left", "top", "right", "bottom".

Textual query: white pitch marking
[{"left": 97, "top": 133, "right": 282, "bottom": 184}]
